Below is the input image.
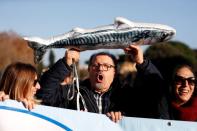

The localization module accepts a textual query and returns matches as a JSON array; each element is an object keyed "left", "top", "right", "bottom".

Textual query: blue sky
[{"left": 0, "top": 0, "right": 197, "bottom": 66}]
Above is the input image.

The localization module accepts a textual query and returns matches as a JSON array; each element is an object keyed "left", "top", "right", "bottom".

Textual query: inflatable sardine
[{"left": 24, "top": 17, "right": 176, "bottom": 63}]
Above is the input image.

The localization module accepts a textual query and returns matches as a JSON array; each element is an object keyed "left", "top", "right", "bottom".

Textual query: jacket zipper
[{"left": 80, "top": 87, "right": 99, "bottom": 113}]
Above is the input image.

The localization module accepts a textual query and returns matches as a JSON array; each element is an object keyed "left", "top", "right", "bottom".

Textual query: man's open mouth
[{"left": 97, "top": 74, "right": 103, "bottom": 83}]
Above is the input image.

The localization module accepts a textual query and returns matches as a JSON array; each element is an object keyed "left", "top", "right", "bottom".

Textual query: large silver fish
[{"left": 24, "top": 17, "right": 176, "bottom": 63}]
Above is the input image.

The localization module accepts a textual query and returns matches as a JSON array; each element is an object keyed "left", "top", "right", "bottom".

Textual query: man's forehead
[{"left": 94, "top": 55, "right": 114, "bottom": 62}]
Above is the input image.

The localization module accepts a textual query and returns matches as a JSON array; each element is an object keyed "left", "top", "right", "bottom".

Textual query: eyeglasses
[
  {"left": 174, "top": 75, "right": 196, "bottom": 86},
  {"left": 91, "top": 63, "right": 115, "bottom": 71},
  {"left": 33, "top": 79, "right": 39, "bottom": 86}
]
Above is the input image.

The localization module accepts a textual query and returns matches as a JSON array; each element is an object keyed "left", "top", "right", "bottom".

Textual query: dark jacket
[
  {"left": 114, "top": 59, "right": 170, "bottom": 119},
  {"left": 36, "top": 57, "right": 169, "bottom": 118}
]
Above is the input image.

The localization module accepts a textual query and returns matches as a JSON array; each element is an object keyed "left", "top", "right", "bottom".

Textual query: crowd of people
[{"left": 0, "top": 42, "right": 196, "bottom": 122}]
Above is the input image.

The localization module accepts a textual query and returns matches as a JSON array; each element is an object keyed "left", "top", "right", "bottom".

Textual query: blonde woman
[{"left": 0, "top": 62, "right": 41, "bottom": 110}]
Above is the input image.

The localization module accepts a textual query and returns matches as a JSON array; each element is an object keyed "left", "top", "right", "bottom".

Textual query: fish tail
[{"left": 27, "top": 41, "right": 47, "bottom": 63}]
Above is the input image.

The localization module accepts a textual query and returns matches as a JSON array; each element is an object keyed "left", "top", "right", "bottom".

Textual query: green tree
[
  {"left": 48, "top": 49, "right": 55, "bottom": 68},
  {"left": 37, "top": 61, "right": 46, "bottom": 76},
  {"left": 144, "top": 41, "right": 197, "bottom": 82}
]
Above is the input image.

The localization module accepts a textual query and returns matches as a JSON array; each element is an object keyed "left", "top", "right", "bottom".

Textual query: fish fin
[
  {"left": 27, "top": 41, "right": 47, "bottom": 63},
  {"left": 115, "top": 17, "right": 135, "bottom": 27},
  {"left": 71, "top": 27, "right": 85, "bottom": 37},
  {"left": 72, "top": 27, "right": 85, "bottom": 33}
]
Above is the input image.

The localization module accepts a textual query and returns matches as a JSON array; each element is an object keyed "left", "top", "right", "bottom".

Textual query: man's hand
[
  {"left": 106, "top": 111, "right": 122, "bottom": 123},
  {"left": 65, "top": 49, "right": 80, "bottom": 66},
  {"left": 124, "top": 44, "right": 144, "bottom": 64}
]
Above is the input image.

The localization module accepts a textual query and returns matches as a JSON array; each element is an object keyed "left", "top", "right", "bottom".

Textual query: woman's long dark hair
[{"left": 169, "top": 64, "right": 196, "bottom": 100}]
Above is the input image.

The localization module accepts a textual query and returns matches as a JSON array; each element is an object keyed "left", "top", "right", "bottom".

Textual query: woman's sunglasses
[
  {"left": 33, "top": 79, "right": 39, "bottom": 86},
  {"left": 174, "top": 75, "right": 196, "bottom": 86}
]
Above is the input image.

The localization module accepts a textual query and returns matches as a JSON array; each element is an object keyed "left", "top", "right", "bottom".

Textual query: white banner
[{"left": 0, "top": 100, "right": 197, "bottom": 131}]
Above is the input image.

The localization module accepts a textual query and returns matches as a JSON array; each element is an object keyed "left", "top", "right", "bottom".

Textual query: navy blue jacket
[{"left": 36, "top": 58, "right": 169, "bottom": 119}]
